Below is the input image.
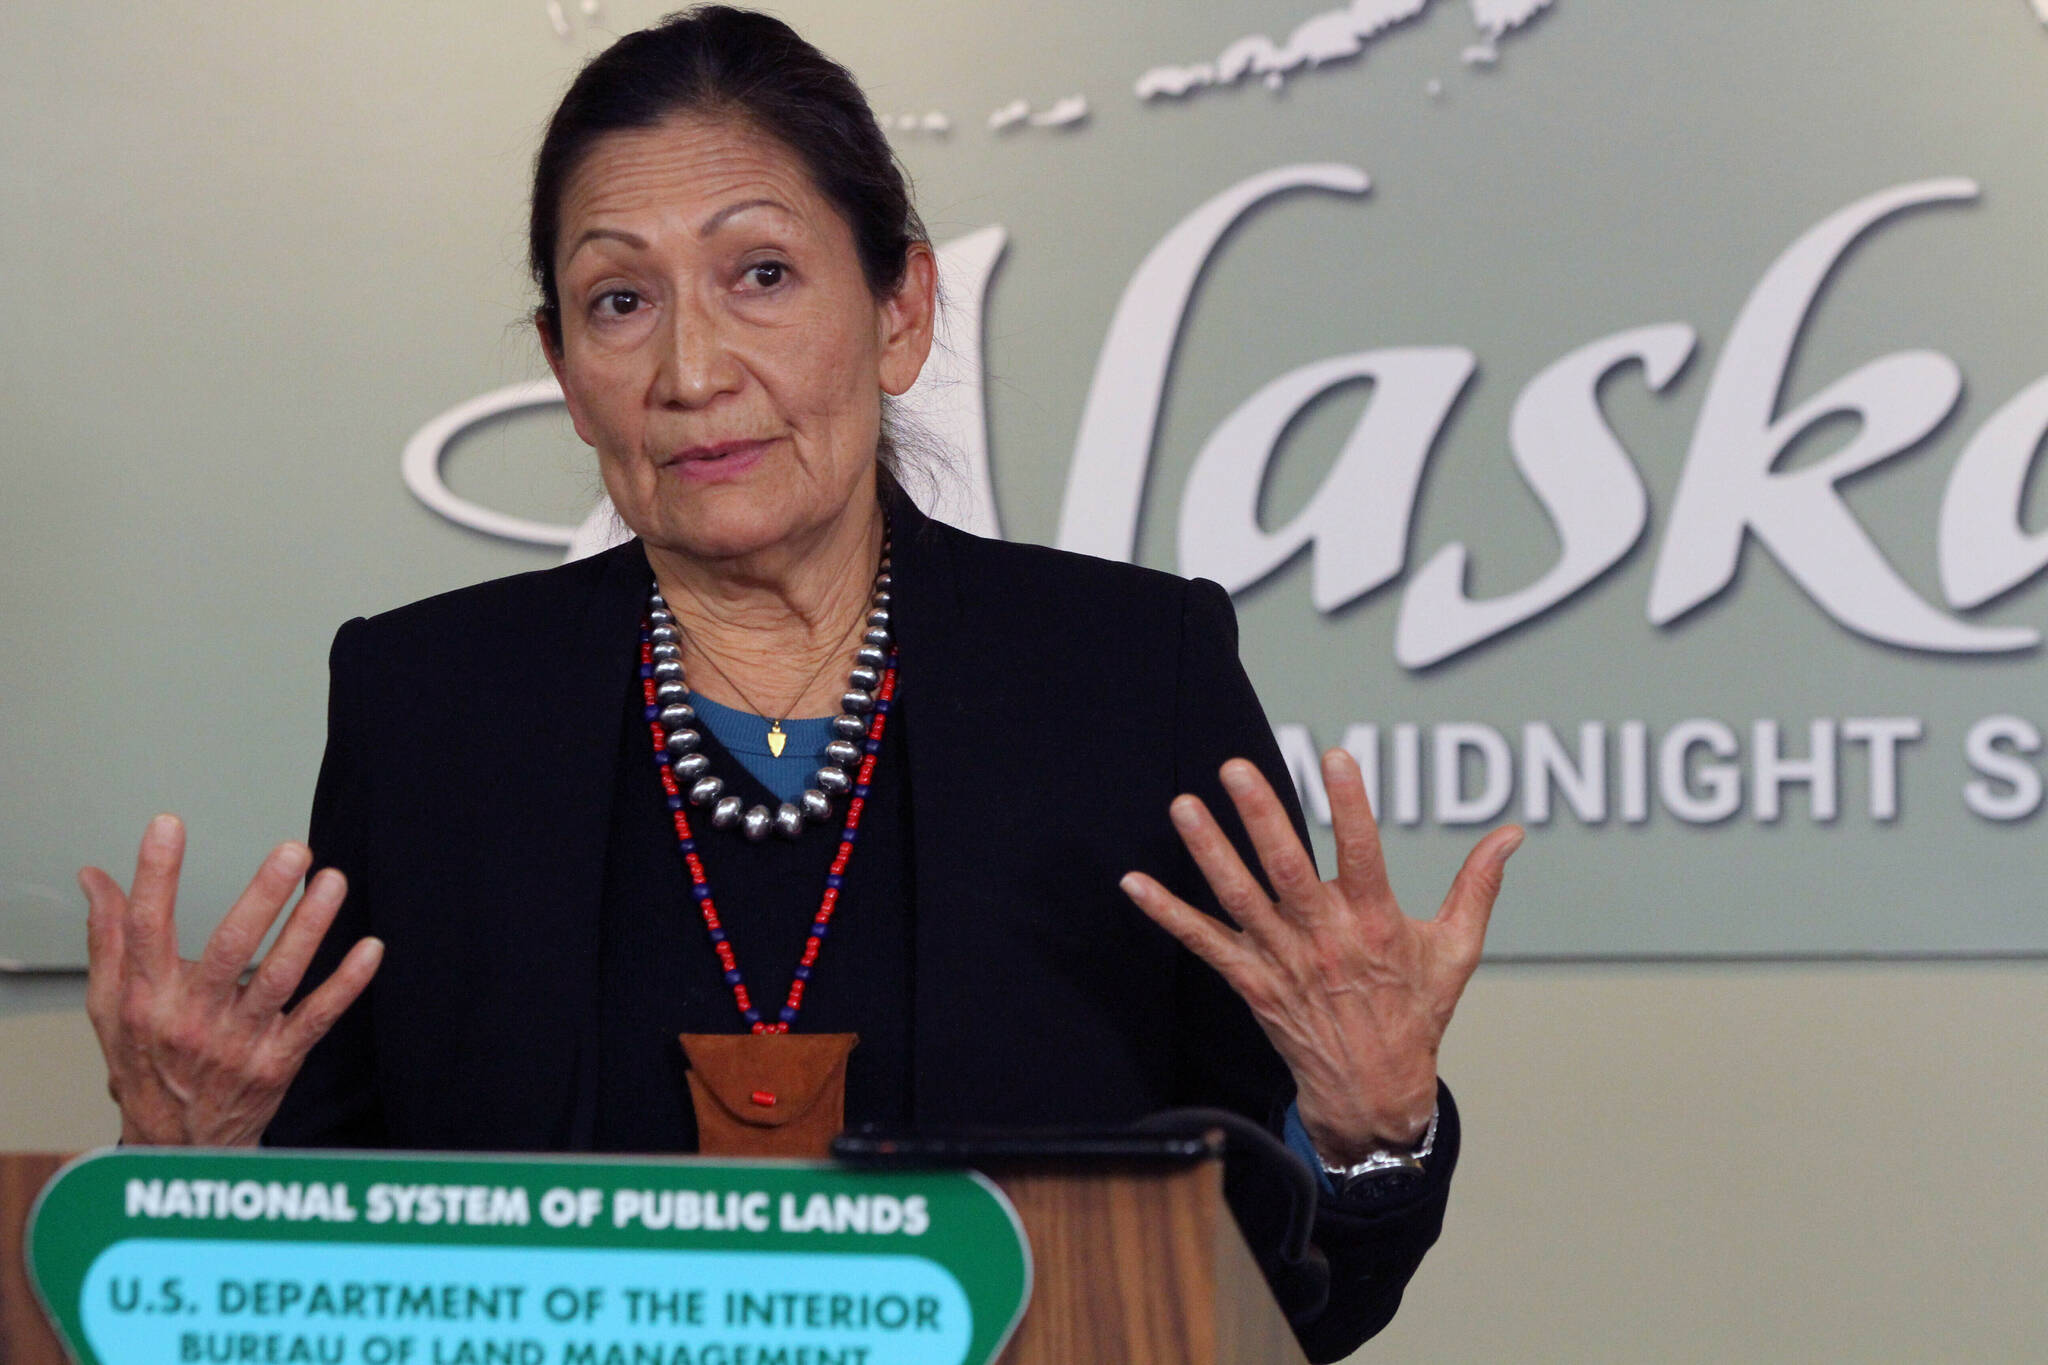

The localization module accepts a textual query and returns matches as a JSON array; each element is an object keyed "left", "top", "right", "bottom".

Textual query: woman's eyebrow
[
  {"left": 697, "top": 197, "right": 793, "bottom": 237},
  {"left": 566, "top": 226, "right": 649, "bottom": 260},
  {"left": 562, "top": 199, "right": 794, "bottom": 264}
]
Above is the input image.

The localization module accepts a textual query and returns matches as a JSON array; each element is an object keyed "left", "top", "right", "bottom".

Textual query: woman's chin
[
  {"left": 612, "top": 462, "right": 880, "bottom": 568},
  {"left": 633, "top": 499, "right": 832, "bottom": 566}
]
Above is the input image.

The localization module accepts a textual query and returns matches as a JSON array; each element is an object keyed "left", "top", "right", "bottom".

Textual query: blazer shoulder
[
  {"left": 924, "top": 517, "right": 1204, "bottom": 614},
  {"left": 345, "top": 541, "right": 644, "bottom": 656}
]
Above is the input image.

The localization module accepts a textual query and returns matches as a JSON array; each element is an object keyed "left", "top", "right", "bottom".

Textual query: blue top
[
  {"left": 688, "top": 692, "right": 840, "bottom": 805},
  {"left": 1284, "top": 1103, "right": 1338, "bottom": 1193}
]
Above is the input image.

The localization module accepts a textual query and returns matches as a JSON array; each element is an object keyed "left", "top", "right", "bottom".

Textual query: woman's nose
[{"left": 655, "top": 299, "right": 743, "bottom": 407}]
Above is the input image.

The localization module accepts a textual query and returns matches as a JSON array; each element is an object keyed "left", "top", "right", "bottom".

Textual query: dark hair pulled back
[{"left": 528, "top": 5, "right": 927, "bottom": 348}]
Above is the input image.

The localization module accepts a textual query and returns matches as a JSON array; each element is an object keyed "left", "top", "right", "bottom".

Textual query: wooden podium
[
  {"left": 1, "top": 1152, "right": 1306, "bottom": 1365},
  {"left": 982, "top": 1160, "right": 1309, "bottom": 1364},
  {"left": 2, "top": 1153, "right": 66, "bottom": 1365}
]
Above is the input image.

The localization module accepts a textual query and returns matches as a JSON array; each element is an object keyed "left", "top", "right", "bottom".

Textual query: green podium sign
[{"left": 27, "top": 1150, "right": 1030, "bottom": 1365}]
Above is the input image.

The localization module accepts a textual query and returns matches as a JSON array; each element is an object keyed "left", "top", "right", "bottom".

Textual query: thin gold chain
[{"left": 686, "top": 603, "right": 867, "bottom": 727}]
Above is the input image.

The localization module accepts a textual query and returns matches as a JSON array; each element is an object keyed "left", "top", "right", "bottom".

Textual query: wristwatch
[{"left": 1315, "top": 1106, "right": 1438, "bottom": 1198}]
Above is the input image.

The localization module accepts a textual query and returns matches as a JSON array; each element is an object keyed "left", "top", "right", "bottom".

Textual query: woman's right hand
[{"left": 81, "top": 814, "right": 383, "bottom": 1146}]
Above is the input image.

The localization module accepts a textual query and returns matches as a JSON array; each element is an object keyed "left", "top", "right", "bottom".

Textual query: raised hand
[
  {"left": 1120, "top": 750, "right": 1520, "bottom": 1164},
  {"left": 81, "top": 814, "right": 383, "bottom": 1147}
]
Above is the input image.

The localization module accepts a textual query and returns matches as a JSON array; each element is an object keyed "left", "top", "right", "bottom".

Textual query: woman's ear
[
  {"left": 876, "top": 243, "right": 938, "bottom": 398},
  {"left": 537, "top": 310, "right": 598, "bottom": 448}
]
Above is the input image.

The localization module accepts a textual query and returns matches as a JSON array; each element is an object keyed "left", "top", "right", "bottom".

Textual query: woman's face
[{"left": 545, "top": 114, "right": 934, "bottom": 563}]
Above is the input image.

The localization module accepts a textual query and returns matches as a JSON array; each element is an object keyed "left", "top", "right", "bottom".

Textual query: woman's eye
[
  {"left": 595, "top": 290, "right": 643, "bottom": 318},
  {"left": 744, "top": 262, "right": 787, "bottom": 289}
]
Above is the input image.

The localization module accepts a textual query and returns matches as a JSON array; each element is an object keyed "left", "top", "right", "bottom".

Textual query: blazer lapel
[
  {"left": 494, "top": 539, "right": 649, "bottom": 1147},
  {"left": 888, "top": 497, "right": 1006, "bottom": 1126}
]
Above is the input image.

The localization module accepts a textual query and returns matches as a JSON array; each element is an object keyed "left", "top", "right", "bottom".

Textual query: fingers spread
[
  {"left": 1168, "top": 793, "right": 1287, "bottom": 947},
  {"left": 81, "top": 867, "right": 127, "bottom": 1024},
  {"left": 1324, "top": 748, "right": 1394, "bottom": 910},
  {"left": 1119, "top": 871, "right": 1253, "bottom": 980},
  {"left": 1436, "top": 825, "right": 1523, "bottom": 962},
  {"left": 282, "top": 934, "right": 383, "bottom": 1057},
  {"left": 123, "top": 815, "right": 186, "bottom": 984},
  {"left": 198, "top": 844, "right": 312, "bottom": 1001},
  {"left": 1218, "top": 760, "right": 1321, "bottom": 909},
  {"left": 241, "top": 868, "right": 346, "bottom": 1019}
]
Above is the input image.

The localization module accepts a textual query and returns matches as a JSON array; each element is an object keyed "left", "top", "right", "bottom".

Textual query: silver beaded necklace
[{"left": 646, "top": 542, "right": 893, "bottom": 842}]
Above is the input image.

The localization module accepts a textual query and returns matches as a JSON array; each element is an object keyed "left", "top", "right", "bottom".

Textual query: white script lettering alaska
[{"left": 403, "top": 173, "right": 2048, "bottom": 669}]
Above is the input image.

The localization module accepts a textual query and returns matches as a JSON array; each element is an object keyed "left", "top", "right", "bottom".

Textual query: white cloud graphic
[
  {"left": 1470, "top": 0, "right": 1553, "bottom": 38},
  {"left": 988, "top": 99, "right": 1030, "bottom": 131},
  {"left": 988, "top": 96, "right": 1089, "bottom": 132},
  {"left": 883, "top": 111, "right": 952, "bottom": 137},
  {"left": 1029, "top": 96, "right": 1090, "bottom": 127},
  {"left": 1136, "top": 0, "right": 1554, "bottom": 101}
]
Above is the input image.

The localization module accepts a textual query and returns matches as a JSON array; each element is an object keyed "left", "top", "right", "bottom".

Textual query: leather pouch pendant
[{"left": 679, "top": 1032, "right": 859, "bottom": 1159}]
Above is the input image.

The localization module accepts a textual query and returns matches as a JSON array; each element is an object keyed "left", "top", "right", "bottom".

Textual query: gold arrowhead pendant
[{"left": 766, "top": 724, "right": 787, "bottom": 758}]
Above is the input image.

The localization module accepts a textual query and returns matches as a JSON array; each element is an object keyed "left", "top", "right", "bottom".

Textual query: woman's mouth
[{"left": 666, "top": 438, "right": 771, "bottom": 481}]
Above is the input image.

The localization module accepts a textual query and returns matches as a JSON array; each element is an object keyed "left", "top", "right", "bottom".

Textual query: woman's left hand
[{"left": 1120, "top": 749, "right": 1521, "bottom": 1164}]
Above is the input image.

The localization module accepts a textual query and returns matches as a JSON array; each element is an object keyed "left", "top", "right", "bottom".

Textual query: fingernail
[
  {"left": 1169, "top": 798, "right": 1200, "bottom": 832},
  {"left": 276, "top": 844, "right": 312, "bottom": 877},
  {"left": 1118, "top": 873, "right": 1143, "bottom": 898},
  {"left": 1220, "top": 762, "right": 1254, "bottom": 795},
  {"left": 146, "top": 813, "right": 180, "bottom": 841},
  {"left": 1496, "top": 828, "right": 1526, "bottom": 863}
]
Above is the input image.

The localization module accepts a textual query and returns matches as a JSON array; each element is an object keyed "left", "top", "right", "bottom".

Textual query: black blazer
[{"left": 268, "top": 496, "right": 1457, "bottom": 1361}]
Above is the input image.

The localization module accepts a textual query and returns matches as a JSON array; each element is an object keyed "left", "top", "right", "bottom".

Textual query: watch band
[{"left": 1316, "top": 1105, "right": 1439, "bottom": 1186}]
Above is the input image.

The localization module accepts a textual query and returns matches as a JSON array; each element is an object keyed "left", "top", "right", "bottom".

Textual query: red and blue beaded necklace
[{"left": 638, "top": 619, "right": 899, "bottom": 1034}]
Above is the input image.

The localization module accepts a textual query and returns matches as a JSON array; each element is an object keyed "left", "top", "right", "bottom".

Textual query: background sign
[
  {"left": 4, "top": 0, "right": 2048, "bottom": 960},
  {"left": 28, "top": 1150, "right": 1031, "bottom": 1365}
]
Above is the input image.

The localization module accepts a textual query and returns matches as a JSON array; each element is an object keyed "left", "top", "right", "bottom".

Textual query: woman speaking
[{"left": 79, "top": 8, "right": 1521, "bottom": 1358}]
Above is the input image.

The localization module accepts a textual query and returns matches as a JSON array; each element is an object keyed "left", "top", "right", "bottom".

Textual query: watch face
[{"left": 1341, "top": 1164, "right": 1427, "bottom": 1205}]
